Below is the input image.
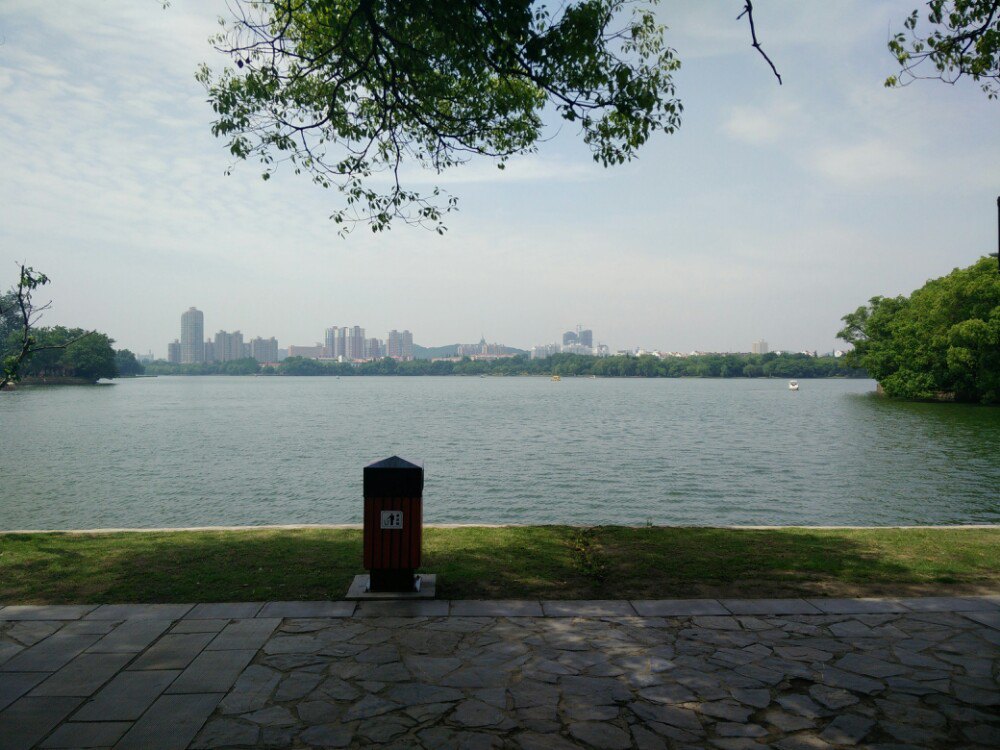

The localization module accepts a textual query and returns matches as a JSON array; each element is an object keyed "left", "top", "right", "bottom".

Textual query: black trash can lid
[{"left": 364, "top": 456, "right": 424, "bottom": 497}]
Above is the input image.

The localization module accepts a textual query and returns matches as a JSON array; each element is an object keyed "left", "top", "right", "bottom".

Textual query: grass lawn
[{"left": 0, "top": 526, "right": 997, "bottom": 604}]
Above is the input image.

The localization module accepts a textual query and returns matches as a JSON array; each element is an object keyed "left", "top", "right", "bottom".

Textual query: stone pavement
[{"left": 1, "top": 597, "right": 997, "bottom": 749}]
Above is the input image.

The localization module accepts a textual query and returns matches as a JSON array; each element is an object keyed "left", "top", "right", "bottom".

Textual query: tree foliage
[
  {"left": 199, "top": 0, "right": 681, "bottom": 232},
  {"left": 15, "top": 327, "right": 118, "bottom": 382},
  {"left": 144, "top": 357, "right": 262, "bottom": 376},
  {"left": 887, "top": 0, "right": 1000, "bottom": 98},
  {"left": 115, "top": 349, "right": 146, "bottom": 377},
  {"left": 839, "top": 256, "right": 1000, "bottom": 404}
]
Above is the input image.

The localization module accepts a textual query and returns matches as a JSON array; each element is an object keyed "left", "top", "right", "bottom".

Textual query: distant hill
[{"left": 413, "top": 344, "right": 528, "bottom": 360}]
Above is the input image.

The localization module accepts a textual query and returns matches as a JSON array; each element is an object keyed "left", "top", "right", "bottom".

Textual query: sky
[{"left": 0, "top": 1, "right": 997, "bottom": 356}]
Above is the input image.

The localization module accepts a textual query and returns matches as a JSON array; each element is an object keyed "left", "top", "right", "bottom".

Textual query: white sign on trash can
[{"left": 380, "top": 510, "right": 403, "bottom": 529}]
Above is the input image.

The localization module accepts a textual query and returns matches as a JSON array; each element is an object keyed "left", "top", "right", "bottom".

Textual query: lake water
[{"left": 1, "top": 376, "right": 997, "bottom": 529}]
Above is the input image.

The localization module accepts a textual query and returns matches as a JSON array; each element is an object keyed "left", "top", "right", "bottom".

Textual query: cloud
[
  {"left": 809, "top": 139, "right": 923, "bottom": 187},
  {"left": 720, "top": 100, "right": 803, "bottom": 145}
]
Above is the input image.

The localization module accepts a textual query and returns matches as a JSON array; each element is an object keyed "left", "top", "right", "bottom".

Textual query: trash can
[{"left": 363, "top": 456, "right": 423, "bottom": 592}]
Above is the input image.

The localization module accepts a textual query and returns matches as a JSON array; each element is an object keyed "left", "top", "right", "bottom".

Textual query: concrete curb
[{"left": 2, "top": 596, "right": 998, "bottom": 621}]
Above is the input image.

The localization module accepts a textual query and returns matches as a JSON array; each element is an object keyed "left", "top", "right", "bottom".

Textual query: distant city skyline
[
  {"left": 162, "top": 306, "right": 837, "bottom": 362},
  {"left": 4, "top": 3, "right": 995, "bottom": 358},
  {"left": 167, "top": 307, "right": 417, "bottom": 363}
]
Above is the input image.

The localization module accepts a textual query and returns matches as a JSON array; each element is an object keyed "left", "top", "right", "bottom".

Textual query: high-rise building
[
  {"left": 167, "top": 339, "right": 181, "bottom": 364},
  {"left": 578, "top": 329, "right": 593, "bottom": 348},
  {"left": 336, "top": 327, "right": 347, "bottom": 358},
  {"left": 346, "top": 326, "right": 365, "bottom": 360},
  {"left": 531, "top": 343, "right": 559, "bottom": 359},
  {"left": 180, "top": 307, "right": 204, "bottom": 364},
  {"left": 325, "top": 326, "right": 350, "bottom": 358},
  {"left": 387, "top": 330, "right": 402, "bottom": 358},
  {"left": 752, "top": 339, "right": 769, "bottom": 355},
  {"left": 203, "top": 339, "right": 216, "bottom": 363},
  {"left": 250, "top": 336, "right": 279, "bottom": 363},
  {"left": 562, "top": 330, "right": 578, "bottom": 346},
  {"left": 325, "top": 327, "right": 339, "bottom": 358},
  {"left": 385, "top": 329, "right": 414, "bottom": 360},
  {"left": 365, "top": 338, "right": 383, "bottom": 359},
  {"left": 214, "top": 330, "right": 245, "bottom": 362}
]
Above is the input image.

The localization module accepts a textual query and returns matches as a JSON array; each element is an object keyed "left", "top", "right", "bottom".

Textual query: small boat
[
  {"left": 788, "top": 380, "right": 799, "bottom": 391},
  {"left": 551, "top": 375, "right": 561, "bottom": 381}
]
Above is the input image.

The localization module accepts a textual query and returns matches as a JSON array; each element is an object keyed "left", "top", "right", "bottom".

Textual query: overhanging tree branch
[
  {"left": 737, "top": 1, "right": 783, "bottom": 85},
  {"left": 199, "top": 0, "right": 682, "bottom": 234},
  {"left": 887, "top": 0, "right": 1000, "bottom": 99}
]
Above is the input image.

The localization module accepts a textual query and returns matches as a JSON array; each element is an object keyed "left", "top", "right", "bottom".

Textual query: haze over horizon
[{"left": 1, "top": 1, "right": 997, "bottom": 357}]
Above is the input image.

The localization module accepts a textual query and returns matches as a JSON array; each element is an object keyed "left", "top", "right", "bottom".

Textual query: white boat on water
[{"left": 789, "top": 380, "right": 799, "bottom": 391}]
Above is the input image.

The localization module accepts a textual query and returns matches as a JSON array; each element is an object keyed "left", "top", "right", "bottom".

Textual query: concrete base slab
[{"left": 346, "top": 574, "right": 437, "bottom": 600}]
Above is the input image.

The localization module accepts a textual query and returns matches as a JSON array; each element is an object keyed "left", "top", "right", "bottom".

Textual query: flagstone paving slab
[
  {"left": 73, "top": 669, "right": 181, "bottom": 721},
  {"left": 83, "top": 603, "right": 193, "bottom": 620},
  {"left": 720, "top": 599, "right": 823, "bottom": 615},
  {"left": 186, "top": 602, "right": 263, "bottom": 620},
  {"left": 0, "top": 672, "right": 47, "bottom": 712},
  {"left": 0, "top": 696, "right": 83, "bottom": 750},
  {"left": 128, "top": 632, "right": 216, "bottom": 670},
  {"left": 0, "top": 605, "right": 95, "bottom": 621},
  {"left": 38, "top": 720, "right": 132, "bottom": 748},
  {"left": 962, "top": 611, "right": 1000, "bottom": 630},
  {"left": 895, "top": 596, "right": 999, "bottom": 612},
  {"left": 166, "top": 649, "right": 257, "bottom": 694},
  {"left": 257, "top": 601, "right": 355, "bottom": 618},
  {"left": 204, "top": 619, "right": 280, "bottom": 651},
  {"left": 632, "top": 599, "right": 728, "bottom": 616},
  {"left": 806, "top": 598, "right": 912, "bottom": 614},
  {"left": 0, "top": 633, "right": 104, "bottom": 673},
  {"left": 85, "top": 617, "right": 172, "bottom": 653},
  {"left": 541, "top": 600, "right": 638, "bottom": 617},
  {"left": 450, "top": 601, "right": 545, "bottom": 617},
  {"left": 355, "top": 600, "right": 449, "bottom": 617},
  {"left": 115, "top": 692, "right": 225, "bottom": 750},
  {"left": 0, "top": 596, "right": 997, "bottom": 748},
  {"left": 28, "top": 652, "right": 133, "bottom": 696}
]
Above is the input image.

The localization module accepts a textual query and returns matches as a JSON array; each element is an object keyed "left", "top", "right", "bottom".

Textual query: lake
[{"left": 0, "top": 376, "right": 997, "bottom": 529}]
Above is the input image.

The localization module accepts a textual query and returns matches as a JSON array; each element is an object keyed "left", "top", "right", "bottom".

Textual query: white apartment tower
[
  {"left": 752, "top": 339, "right": 769, "bottom": 355},
  {"left": 180, "top": 307, "right": 204, "bottom": 364}
]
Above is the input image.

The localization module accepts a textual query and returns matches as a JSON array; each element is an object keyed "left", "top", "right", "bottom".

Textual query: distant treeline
[{"left": 144, "top": 352, "right": 866, "bottom": 379}]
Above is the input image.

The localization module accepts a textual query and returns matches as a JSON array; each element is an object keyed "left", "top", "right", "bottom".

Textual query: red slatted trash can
[{"left": 363, "top": 456, "right": 423, "bottom": 592}]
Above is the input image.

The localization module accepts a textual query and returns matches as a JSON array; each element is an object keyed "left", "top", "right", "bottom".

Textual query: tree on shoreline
[
  {"left": 839, "top": 256, "right": 1000, "bottom": 404},
  {"left": 115, "top": 349, "right": 145, "bottom": 377},
  {"left": 1, "top": 265, "right": 96, "bottom": 390},
  {"left": 15, "top": 328, "right": 118, "bottom": 382}
]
